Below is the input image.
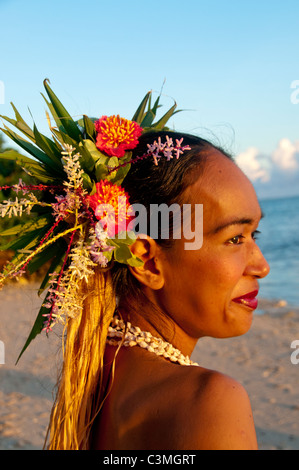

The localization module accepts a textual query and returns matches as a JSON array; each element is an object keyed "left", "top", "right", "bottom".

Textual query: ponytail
[{"left": 47, "top": 269, "right": 115, "bottom": 450}]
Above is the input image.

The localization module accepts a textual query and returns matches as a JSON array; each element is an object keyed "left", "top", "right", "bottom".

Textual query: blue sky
[{"left": 1, "top": 0, "right": 299, "bottom": 198}]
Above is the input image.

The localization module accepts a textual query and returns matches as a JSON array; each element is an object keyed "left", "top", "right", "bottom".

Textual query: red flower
[
  {"left": 86, "top": 180, "right": 134, "bottom": 237},
  {"left": 95, "top": 115, "right": 143, "bottom": 158}
]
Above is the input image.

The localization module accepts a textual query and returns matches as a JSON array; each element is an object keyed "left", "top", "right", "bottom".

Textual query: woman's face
[{"left": 159, "top": 149, "right": 270, "bottom": 339}]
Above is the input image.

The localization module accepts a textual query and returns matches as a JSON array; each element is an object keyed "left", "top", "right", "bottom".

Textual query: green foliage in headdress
[{"left": 0, "top": 79, "right": 179, "bottom": 360}]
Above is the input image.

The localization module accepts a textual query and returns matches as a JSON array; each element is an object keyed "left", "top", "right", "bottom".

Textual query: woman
[
  {"left": 0, "top": 84, "right": 269, "bottom": 449},
  {"left": 48, "top": 131, "right": 269, "bottom": 450}
]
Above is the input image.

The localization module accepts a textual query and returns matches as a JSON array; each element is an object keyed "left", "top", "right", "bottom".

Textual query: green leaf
[
  {"left": 140, "top": 95, "right": 161, "bottom": 128},
  {"left": 132, "top": 91, "right": 151, "bottom": 123},
  {"left": 0, "top": 101, "right": 40, "bottom": 144},
  {"left": 16, "top": 299, "right": 49, "bottom": 364},
  {"left": 83, "top": 115, "right": 96, "bottom": 141},
  {"left": 37, "top": 240, "right": 67, "bottom": 295},
  {"left": 113, "top": 244, "right": 143, "bottom": 266},
  {"left": 126, "top": 255, "right": 143, "bottom": 267},
  {"left": 15, "top": 239, "right": 67, "bottom": 363},
  {"left": 108, "top": 233, "right": 143, "bottom": 266},
  {"left": 109, "top": 231, "right": 136, "bottom": 246},
  {"left": 95, "top": 160, "right": 108, "bottom": 181},
  {"left": 0, "top": 216, "right": 51, "bottom": 237},
  {"left": 32, "top": 123, "right": 64, "bottom": 168},
  {"left": 26, "top": 240, "right": 61, "bottom": 274},
  {"left": 77, "top": 141, "right": 96, "bottom": 173},
  {"left": 1, "top": 253, "right": 28, "bottom": 281},
  {"left": 50, "top": 127, "right": 78, "bottom": 148},
  {"left": 152, "top": 101, "right": 177, "bottom": 130},
  {"left": 95, "top": 155, "right": 124, "bottom": 182},
  {"left": 43, "top": 79, "right": 82, "bottom": 141},
  {"left": 113, "top": 244, "right": 133, "bottom": 263},
  {"left": 10, "top": 103, "right": 35, "bottom": 136},
  {"left": 0, "top": 149, "right": 61, "bottom": 184},
  {"left": 150, "top": 95, "right": 162, "bottom": 116},
  {"left": 104, "top": 151, "right": 132, "bottom": 185},
  {"left": 106, "top": 156, "right": 119, "bottom": 177},
  {"left": 20, "top": 163, "right": 61, "bottom": 184},
  {"left": 77, "top": 117, "right": 98, "bottom": 127},
  {"left": 82, "top": 172, "right": 94, "bottom": 191},
  {"left": 81, "top": 139, "right": 110, "bottom": 174},
  {"left": 101, "top": 250, "right": 113, "bottom": 263},
  {"left": 0, "top": 113, "right": 35, "bottom": 143},
  {"left": 109, "top": 156, "right": 119, "bottom": 167},
  {"left": 140, "top": 109, "right": 156, "bottom": 128},
  {"left": 0, "top": 125, "right": 62, "bottom": 175},
  {"left": 40, "top": 92, "right": 65, "bottom": 133},
  {"left": 108, "top": 161, "right": 131, "bottom": 186},
  {"left": 0, "top": 149, "right": 36, "bottom": 165},
  {"left": 0, "top": 223, "right": 52, "bottom": 251},
  {"left": 83, "top": 139, "right": 108, "bottom": 163}
]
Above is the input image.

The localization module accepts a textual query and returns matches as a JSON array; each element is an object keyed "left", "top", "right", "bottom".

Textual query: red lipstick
[{"left": 232, "top": 290, "right": 259, "bottom": 310}]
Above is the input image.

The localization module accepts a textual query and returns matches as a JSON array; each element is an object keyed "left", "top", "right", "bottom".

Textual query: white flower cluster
[
  {"left": 68, "top": 232, "right": 97, "bottom": 282},
  {"left": 0, "top": 193, "right": 38, "bottom": 218},
  {"left": 50, "top": 144, "right": 87, "bottom": 223},
  {"left": 61, "top": 144, "right": 85, "bottom": 190},
  {"left": 43, "top": 273, "right": 82, "bottom": 329},
  {"left": 43, "top": 233, "right": 97, "bottom": 330}
]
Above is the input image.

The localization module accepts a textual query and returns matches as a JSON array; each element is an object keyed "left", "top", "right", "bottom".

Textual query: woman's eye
[
  {"left": 252, "top": 230, "right": 261, "bottom": 241},
  {"left": 226, "top": 230, "right": 261, "bottom": 245},
  {"left": 227, "top": 235, "right": 245, "bottom": 245}
]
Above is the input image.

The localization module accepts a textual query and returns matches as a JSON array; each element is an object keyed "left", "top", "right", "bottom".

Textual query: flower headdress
[{"left": 0, "top": 80, "right": 190, "bottom": 360}]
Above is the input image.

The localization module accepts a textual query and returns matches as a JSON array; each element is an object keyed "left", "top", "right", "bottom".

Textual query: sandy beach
[{"left": 0, "top": 282, "right": 299, "bottom": 450}]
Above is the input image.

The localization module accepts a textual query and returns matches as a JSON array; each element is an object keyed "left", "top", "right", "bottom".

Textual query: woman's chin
[{"left": 222, "top": 304, "right": 254, "bottom": 338}]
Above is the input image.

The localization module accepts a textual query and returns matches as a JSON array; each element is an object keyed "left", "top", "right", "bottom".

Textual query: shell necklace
[{"left": 107, "top": 316, "right": 199, "bottom": 367}]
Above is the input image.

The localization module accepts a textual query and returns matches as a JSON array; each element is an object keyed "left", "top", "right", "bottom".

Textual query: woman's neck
[{"left": 117, "top": 292, "right": 198, "bottom": 358}]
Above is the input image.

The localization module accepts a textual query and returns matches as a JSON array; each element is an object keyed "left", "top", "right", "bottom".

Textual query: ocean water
[{"left": 257, "top": 195, "right": 299, "bottom": 306}]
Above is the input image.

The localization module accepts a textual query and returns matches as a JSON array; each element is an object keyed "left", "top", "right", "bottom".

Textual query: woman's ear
[{"left": 128, "top": 236, "right": 165, "bottom": 290}]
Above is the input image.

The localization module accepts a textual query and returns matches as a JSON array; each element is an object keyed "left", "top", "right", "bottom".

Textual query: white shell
[{"left": 106, "top": 316, "right": 199, "bottom": 367}]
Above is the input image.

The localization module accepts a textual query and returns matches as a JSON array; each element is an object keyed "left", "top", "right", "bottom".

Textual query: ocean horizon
[{"left": 256, "top": 194, "right": 299, "bottom": 307}]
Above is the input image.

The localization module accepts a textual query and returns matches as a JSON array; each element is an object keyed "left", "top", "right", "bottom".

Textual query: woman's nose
[{"left": 244, "top": 244, "right": 270, "bottom": 279}]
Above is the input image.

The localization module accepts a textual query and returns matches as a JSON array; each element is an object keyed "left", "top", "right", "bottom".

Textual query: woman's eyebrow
[
  {"left": 212, "top": 218, "right": 254, "bottom": 234},
  {"left": 212, "top": 212, "right": 264, "bottom": 234}
]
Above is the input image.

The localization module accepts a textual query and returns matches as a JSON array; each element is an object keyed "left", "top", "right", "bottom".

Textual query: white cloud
[
  {"left": 236, "top": 138, "right": 299, "bottom": 199},
  {"left": 271, "top": 138, "right": 299, "bottom": 170},
  {"left": 235, "top": 147, "right": 270, "bottom": 182}
]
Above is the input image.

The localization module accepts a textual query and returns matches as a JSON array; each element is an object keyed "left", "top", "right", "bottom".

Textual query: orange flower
[
  {"left": 86, "top": 180, "right": 134, "bottom": 237},
  {"left": 95, "top": 115, "right": 143, "bottom": 158}
]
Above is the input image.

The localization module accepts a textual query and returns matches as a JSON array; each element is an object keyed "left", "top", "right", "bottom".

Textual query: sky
[{"left": 1, "top": 0, "right": 299, "bottom": 199}]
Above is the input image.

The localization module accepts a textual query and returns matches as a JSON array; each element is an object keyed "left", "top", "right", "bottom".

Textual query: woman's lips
[{"left": 232, "top": 290, "right": 259, "bottom": 310}]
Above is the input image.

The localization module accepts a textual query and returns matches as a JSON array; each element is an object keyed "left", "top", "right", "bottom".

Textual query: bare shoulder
[
  {"left": 181, "top": 367, "right": 258, "bottom": 450},
  {"left": 95, "top": 347, "right": 257, "bottom": 450}
]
